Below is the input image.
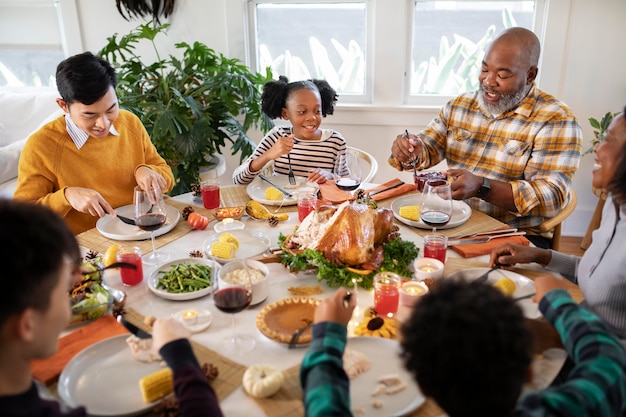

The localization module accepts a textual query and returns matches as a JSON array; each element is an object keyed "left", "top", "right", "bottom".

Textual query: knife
[
  {"left": 258, "top": 174, "right": 293, "bottom": 198},
  {"left": 447, "top": 231, "right": 526, "bottom": 246},
  {"left": 447, "top": 228, "right": 518, "bottom": 240},
  {"left": 117, "top": 315, "right": 152, "bottom": 339},
  {"left": 367, "top": 181, "right": 405, "bottom": 197}
]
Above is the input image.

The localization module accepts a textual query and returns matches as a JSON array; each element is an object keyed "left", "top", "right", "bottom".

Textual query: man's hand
[
  {"left": 447, "top": 169, "right": 483, "bottom": 199},
  {"left": 64, "top": 187, "right": 116, "bottom": 218},
  {"left": 135, "top": 166, "right": 168, "bottom": 194},
  {"left": 314, "top": 288, "right": 356, "bottom": 326},
  {"left": 391, "top": 132, "right": 422, "bottom": 164}
]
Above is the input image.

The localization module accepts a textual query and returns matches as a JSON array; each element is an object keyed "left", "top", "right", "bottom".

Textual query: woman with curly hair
[{"left": 233, "top": 75, "right": 347, "bottom": 185}]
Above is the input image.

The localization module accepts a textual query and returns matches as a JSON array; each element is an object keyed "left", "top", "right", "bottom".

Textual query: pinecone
[
  {"left": 267, "top": 216, "right": 279, "bottom": 227},
  {"left": 201, "top": 363, "right": 219, "bottom": 381},
  {"left": 181, "top": 206, "right": 195, "bottom": 220},
  {"left": 190, "top": 183, "right": 201, "bottom": 197},
  {"left": 84, "top": 249, "right": 99, "bottom": 260},
  {"left": 189, "top": 250, "right": 204, "bottom": 258}
]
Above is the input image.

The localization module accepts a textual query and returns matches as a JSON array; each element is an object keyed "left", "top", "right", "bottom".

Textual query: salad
[{"left": 69, "top": 255, "right": 113, "bottom": 324}]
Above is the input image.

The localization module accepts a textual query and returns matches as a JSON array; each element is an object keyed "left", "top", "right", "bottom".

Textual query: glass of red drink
[
  {"left": 201, "top": 179, "right": 220, "bottom": 209},
  {"left": 423, "top": 232, "right": 448, "bottom": 264},
  {"left": 116, "top": 246, "right": 144, "bottom": 286},
  {"left": 297, "top": 191, "right": 317, "bottom": 222},
  {"left": 374, "top": 272, "right": 401, "bottom": 317}
]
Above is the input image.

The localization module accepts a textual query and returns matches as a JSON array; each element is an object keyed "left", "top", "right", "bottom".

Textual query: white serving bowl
[{"left": 217, "top": 259, "right": 270, "bottom": 306}]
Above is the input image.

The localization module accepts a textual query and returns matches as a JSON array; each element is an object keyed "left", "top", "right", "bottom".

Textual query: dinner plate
[
  {"left": 148, "top": 258, "right": 219, "bottom": 301},
  {"left": 203, "top": 230, "right": 271, "bottom": 264},
  {"left": 446, "top": 268, "right": 541, "bottom": 319},
  {"left": 57, "top": 335, "right": 164, "bottom": 416},
  {"left": 246, "top": 175, "right": 319, "bottom": 206},
  {"left": 346, "top": 337, "right": 425, "bottom": 417},
  {"left": 391, "top": 195, "right": 472, "bottom": 229},
  {"left": 96, "top": 204, "right": 180, "bottom": 241}
]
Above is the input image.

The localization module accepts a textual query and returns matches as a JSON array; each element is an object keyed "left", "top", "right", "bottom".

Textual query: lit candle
[
  {"left": 413, "top": 258, "right": 444, "bottom": 281},
  {"left": 419, "top": 265, "right": 436, "bottom": 273},
  {"left": 400, "top": 281, "right": 429, "bottom": 306},
  {"left": 182, "top": 309, "right": 197, "bottom": 325}
]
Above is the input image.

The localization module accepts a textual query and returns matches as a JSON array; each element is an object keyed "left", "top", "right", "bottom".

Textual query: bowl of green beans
[{"left": 148, "top": 258, "right": 219, "bottom": 301}]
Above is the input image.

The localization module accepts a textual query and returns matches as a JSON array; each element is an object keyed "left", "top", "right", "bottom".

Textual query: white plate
[
  {"left": 446, "top": 268, "right": 541, "bottom": 319},
  {"left": 391, "top": 195, "right": 472, "bottom": 230},
  {"left": 347, "top": 337, "right": 425, "bottom": 417},
  {"left": 148, "top": 258, "right": 219, "bottom": 301},
  {"left": 57, "top": 335, "right": 163, "bottom": 416},
  {"left": 203, "top": 230, "right": 271, "bottom": 264},
  {"left": 96, "top": 204, "right": 180, "bottom": 241},
  {"left": 246, "top": 175, "right": 319, "bottom": 206}
]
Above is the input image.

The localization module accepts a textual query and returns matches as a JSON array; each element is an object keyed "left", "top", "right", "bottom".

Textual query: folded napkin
[
  {"left": 31, "top": 315, "right": 129, "bottom": 385},
  {"left": 451, "top": 234, "right": 531, "bottom": 258},
  {"left": 319, "top": 178, "right": 415, "bottom": 204}
]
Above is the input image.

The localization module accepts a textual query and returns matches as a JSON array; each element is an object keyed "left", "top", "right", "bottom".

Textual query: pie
[{"left": 256, "top": 297, "right": 320, "bottom": 345}]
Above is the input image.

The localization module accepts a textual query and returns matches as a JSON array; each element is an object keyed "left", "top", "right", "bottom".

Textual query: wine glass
[
  {"left": 213, "top": 260, "right": 255, "bottom": 354},
  {"left": 133, "top": 185, "right": 170, "bottom": 265},
  {"left": 420, "top": 179, "right": 453, "bottom": 231},
  {"left": 333, "top": 149, "right": 362, "bottom": 201}
]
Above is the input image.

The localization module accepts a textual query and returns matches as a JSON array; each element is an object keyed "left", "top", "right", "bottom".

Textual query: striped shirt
[
  {"left": 232, "top": 126, "right": 346, "bottom": 185},
  {"left": 415, "top": 84, "right": 582, "bottom": 230},
  {"left": 300, "top": 291, "right": 626, "bottom": 417}
]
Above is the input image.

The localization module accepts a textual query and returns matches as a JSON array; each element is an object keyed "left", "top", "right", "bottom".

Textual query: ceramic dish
[
  {"left": 391, "top": 195, "right": 471, "bottom": 229},
  {"left": 203, "top": 230, "right": 270, "bottom": 264},
  {"left": 96, "top": 204, "right": 180, "bottom": 241},
  {"left": 148, "top": 258, "right": 219, "bottom": 301},
  {"left": 172, "top": 308, "right": 212, "bottom": 333},
  {"left": 447, "top": 268, "right": 540, "bottom": 318},
  {"left": 246, "top": 175, "right": 319, "bottom": 206},
  {"left": 58, "top": 335, "right": 163, "bottom": 416}
]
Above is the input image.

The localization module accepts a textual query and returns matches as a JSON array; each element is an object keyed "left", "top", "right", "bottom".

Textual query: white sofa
[{"left": 0, "top": 88, "right": 62, "bottom": 198}]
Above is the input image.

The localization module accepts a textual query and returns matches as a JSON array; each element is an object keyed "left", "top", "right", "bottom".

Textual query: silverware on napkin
[
  {"left": 447, "top": 228, "right": 518, "bottom": 240},
  {"left": 447, "top": 231, "right": 526, "bottom": 246},
  {"left": 258, "top": 174, "right": 293, "bottom": 198},
  {"left": 367, "top": 181, "right": 405, "bottom": 197}
]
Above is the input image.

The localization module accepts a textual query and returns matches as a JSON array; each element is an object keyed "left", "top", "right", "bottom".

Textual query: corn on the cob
[
  {"left": 218, "top": 232, "right": 240, "bottom": 249},
  {"left": 245, "top": 200, "right": 289, "bottom": 221},
  {"left": 139, "top": 368, "right": 173, "bottom": 403},
  {"left": 265, "top": 187, "right": 285, "bottom": 200},
  {"left": 211, "top": 241, "right": 237, "bottom": 259},
  {"left": 399, "top": 205, "right": 420, "bottom": 221},
  {"left": 493, "top": 277, "right": 516, "bottom": 296}
]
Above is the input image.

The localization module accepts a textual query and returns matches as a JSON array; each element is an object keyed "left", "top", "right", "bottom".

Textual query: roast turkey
[{"left": 290, "top": 201, "right": 395, "bottom": 266}]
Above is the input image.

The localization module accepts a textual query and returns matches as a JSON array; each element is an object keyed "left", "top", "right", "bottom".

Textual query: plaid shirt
[
  {"left": 300, "top": 291, "right": 626, "bottom": 417},
  {"left": 416, "top": 84, "right": 582, "bottom": 230}
]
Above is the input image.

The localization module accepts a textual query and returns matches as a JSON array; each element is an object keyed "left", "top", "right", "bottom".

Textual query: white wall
[{"left": 58, "top": 0, "right": 626, "bottom": 236}]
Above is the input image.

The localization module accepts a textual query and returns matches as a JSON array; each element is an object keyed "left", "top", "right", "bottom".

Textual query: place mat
[
  {"left": 123, "top": 308, "right": 246, "bottom": 403},
  {"left": 363, "top": 178, "right": 416, "bottom": 202},
  {"left": 76, "top": 199, "right": 199, "bottom": 254},
  {"left": 32, "top": 315, "right": 130, "bottom": 385},
  {"left": 450, "top": 234, "right": 531, "bottom": 258}
]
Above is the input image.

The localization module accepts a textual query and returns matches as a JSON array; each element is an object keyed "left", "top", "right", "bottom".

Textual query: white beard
[{"left": 478, "top": 84, "right": 530, "bottom": 115}]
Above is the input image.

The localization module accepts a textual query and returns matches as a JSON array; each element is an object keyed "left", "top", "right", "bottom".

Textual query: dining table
[{"left": 53, "top": 183, "right": 583, "bottom": 417}]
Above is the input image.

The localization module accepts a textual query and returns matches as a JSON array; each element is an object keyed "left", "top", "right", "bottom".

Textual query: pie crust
[{"left": 256, "top": 297, "right": 320, "bottom": 345}]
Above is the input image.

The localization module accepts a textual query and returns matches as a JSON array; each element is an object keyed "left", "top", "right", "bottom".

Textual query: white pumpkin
[{"left": 242, "top": 364, "right": 285, "bottom": 398}]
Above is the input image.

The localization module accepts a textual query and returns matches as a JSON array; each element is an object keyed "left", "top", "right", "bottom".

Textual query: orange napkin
[
  {"left": 319, "top": 178, "right": 415, "bottom": 204},
  {"left": 451, "top": 235, "right": 531, "bottom": 258},
  {"left": 31, "top": 315, "right": 129, "bottom": 385}
]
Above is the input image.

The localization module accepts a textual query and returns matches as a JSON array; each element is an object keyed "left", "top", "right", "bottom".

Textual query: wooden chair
[
  {"left": 537, "top": 189, "right": 578, "bottom": 251},
  {"left": 348, "top": 146, "right": 378, "bottom": 184}
]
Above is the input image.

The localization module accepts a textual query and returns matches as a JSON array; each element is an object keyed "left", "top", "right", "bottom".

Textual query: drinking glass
[
  {"left": 420, "top": 179, "right": 453, "bottom": 231},
  {"left": 333, "top": 149, "right": 362, "bottom": 201},
  {"left": 213, "top": 260, "right": 255, "bottom": 354},
  {"left": 133, "top": 185, "right": 170, "bottom": 265}
]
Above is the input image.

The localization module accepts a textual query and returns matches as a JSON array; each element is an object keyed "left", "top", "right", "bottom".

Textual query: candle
[
  {"left": 413, "top": 258, "right": 444, "bottom": 281},
  {"left": 182, "top": 309, "right": 198, "bottom": 325},
  {"left": 400, "top": 281, "right": 429, "bottom": 307},
  {"left": 419, "top": 265, "right": 436, "bottom": 273}
]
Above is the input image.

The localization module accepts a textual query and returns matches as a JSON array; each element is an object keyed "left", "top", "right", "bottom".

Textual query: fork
[
  {"left": 287, "top": 154, "right": 296, "bottom": 185},
  {"left": 288, "top": 319, "right": 313, "bottom": 349}
]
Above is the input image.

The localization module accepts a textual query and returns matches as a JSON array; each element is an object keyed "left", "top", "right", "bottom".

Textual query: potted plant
[
  {"left": 98, "top": 23, "right": 274, "bottom": 195},
  {"left": 584, "top": 111, "right": 615, "bottom": 155}
]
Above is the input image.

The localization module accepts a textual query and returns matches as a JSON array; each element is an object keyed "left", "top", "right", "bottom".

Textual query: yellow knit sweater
[{"left": 14, "top": 110, "right": 174, "bottom": 234}]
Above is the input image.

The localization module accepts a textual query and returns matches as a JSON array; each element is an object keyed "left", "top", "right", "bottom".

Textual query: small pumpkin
[
  {"left": 242, "top": 364, "right": 284, "bottom": 398},
  {"left": 187, "top": 212, "right": 209, "bottom": 230}
]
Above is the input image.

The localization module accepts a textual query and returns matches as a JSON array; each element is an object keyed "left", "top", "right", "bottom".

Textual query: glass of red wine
[
  {"left": 420, "top": 179, "right": 453, "bottom": 230},
  {"left": 213, "top": 260, "right": 255, "bottom": 354},
  {"left": 333, "top": 149, "right": 362, "bottom": 201},
  {"left": 133, "top": 185, "right": 170, "bottom": 265}
]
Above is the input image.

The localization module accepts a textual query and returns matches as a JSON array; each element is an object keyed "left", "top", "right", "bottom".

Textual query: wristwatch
[{"left": 476, "top": 177, "right": 491, "bottom": 200}]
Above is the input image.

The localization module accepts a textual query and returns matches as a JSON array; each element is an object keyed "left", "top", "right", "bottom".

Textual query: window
[
  {"left": 409, "top": 1, "right": 535, "bottom": 97},
  {"left": 247, "top": 1, "right": 369, "bottom": 99}
]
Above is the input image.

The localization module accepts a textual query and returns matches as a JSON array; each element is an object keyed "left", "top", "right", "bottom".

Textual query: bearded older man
[{"left": 389, "top": 27, "right": 582, "bottom": 248}]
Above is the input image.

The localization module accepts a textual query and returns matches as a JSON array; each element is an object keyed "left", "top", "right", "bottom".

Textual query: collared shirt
[
  {"left": 415, "top": 84, "right": 582, "bottom": 230},
  {"left": 64, "top": 113, "right": 119, "bottom": 149}
]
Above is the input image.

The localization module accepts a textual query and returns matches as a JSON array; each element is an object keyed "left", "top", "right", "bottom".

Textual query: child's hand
[
  {"left": 267, "top": 135, "right": 295, "bottom": 160},
  {"left": 307, "top": 168, "right": 332, "bottom": 184}
]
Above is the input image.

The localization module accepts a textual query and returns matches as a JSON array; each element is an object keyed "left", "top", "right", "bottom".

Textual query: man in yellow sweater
[{"left": 14, "top": 52, "right": 174, "bottom": 234}]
